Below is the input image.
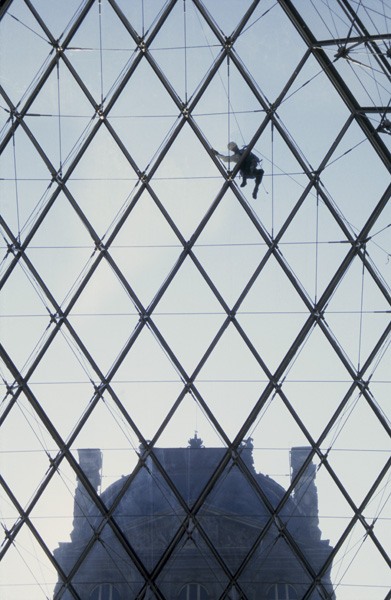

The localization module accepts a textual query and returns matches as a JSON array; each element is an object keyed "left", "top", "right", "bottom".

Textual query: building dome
[{"left": 53, "top": 442, "right": 335, "bottom": 600}]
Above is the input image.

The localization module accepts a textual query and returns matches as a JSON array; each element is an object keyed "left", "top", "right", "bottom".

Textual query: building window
[
  {"left": 178, "top": 583, "right": 208, "bottom": 600},
  {"left": 90, "top": 583, "right": 120, "bottom": 600},
  {"left": 266, "top": 584, "right": 298, "bottom": 600}
]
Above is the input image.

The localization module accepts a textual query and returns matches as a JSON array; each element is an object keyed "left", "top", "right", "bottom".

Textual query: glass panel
[{"left": 1, "top": 3, "right": 390, "bottom": 600}]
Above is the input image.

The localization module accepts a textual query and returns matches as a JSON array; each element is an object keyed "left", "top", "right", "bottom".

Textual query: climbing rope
[
  {"left": 11, "top": 112, "right": 20, "bottom": 242},
  {"left": 98, "top": 0, "right": 104, "bottom": 105},
  {"left": 227, "top": 53, "right": 231, "bottom": 169},
  {"left": 357, "top": 244, "right": 366, "bottom": 371},
  {"left": 56, "top": 59, "right": 63, "bottom": 177},
  {"left": 183, "top": 0, "right": 188, "bottom": 104},
  {"left": 315, "top": 185, "right": 320, "bottom": 304},
  {"left": 271, "top": 120, "right": 275, "bottom": 237}
]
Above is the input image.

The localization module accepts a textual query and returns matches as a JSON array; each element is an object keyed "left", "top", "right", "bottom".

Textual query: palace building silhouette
[{"left": 53, "top": 437, "right": 335, "bottom": 600}]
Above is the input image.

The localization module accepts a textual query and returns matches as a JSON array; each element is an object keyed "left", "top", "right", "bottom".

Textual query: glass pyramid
[{"left": 0, "top": 1, "right": 390, "bottom": 599}]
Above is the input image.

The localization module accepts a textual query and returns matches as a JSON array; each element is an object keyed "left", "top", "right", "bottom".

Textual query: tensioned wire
[
  {"left": 2, "top": 391, "right": 50, "bottom": 457},
  {"left": 10, "top": 246, "right": 380, "bottom": 584},
  {"left": 311, "top": 0, "right": 345, "bottom": 40},
  {"left": 238, "top": 2, "right": 278, "bottom": 37},
  {"left": 6, "top": 40, "right": 388, "bottom": 258},
  {"left": 6, "top": 11, "right": 50, "bottom": 44},
  {"left": 183, "top": 0, "right": 188, "bottom": 104},
  {"left": 357, "top": 0, "right": 391, "bottom": 43},
  {"left": 271, "top": 121, "right": 274, "bottom": 237},
  {"left": 54, "top": 463, "right": 143, "bottom": 597},
  {"left": 0, "top": 0, "right": 388, "bottom": 580},
  {"left": 4, "top": 145, "right": 302, "bottom": 245},
  {"left": 332, "top": 527, "right": 373, "bottom": 595},
  {"left": 2, "top": 245, "right": 387, "bottom": 413},
  {"left": 2, "top": 377, "right": 390, "bottom": 388},
  {"left": 11, "top": 112, "right": 20, "bottom": 242},
  {"left": 56, "top": 60, "right": 63, "bottom": 178},
  {"left": 0, "top": 308, "right": 388, "bottom": 316},
  {"left": 3, "top": 179, "right": 388, "bottom": 385},
  {"left": 0, "top": 240, "right": 388, "bottom": 249},
  {"left": 1, "top": 446, "right": 389, "bottom": 457},
  {"left": 371, "top": 467, "right": 391, "bottom": 532},
  {"left": 5, "top": 296, "right": 387, "bottom": 460},
  {"left": 358, "top": 245, "right": 366, "bottom": 371},
  {"left": 366, "top": 43, "right": 389, "bottom": 106},
  {"left": 98, "top": 0, "right": 104, "bottom": 106},
  {"left": 96, "top": 394, "right": 260, "bottom": 600},
  {"left": 244, "top": 298, "right": 382, "bottom": 457},
  {"left": 3, "top": 0, "right": 390, "bottom": 116},
  {"left": 15, "top": 0, "right": 176, "bottom": 121},
  {"left": 58, "top": 322, "right": 104, "bottom": 385},
  {"left": 227, "top": 53, "right": 231, "bottom": 166},
  {"left": 3, "top": 1, "right": 391, "bottom": 592},
  {"left": 343, "top": 50, "right": 391, "bottom": 101},
  {"left": 193, "top": 0, "right": 246, "bottom": 145},
  {"left": 126, "top": 434, "right": 312, "bottom": 598},
  {"left": 314, "top": 186, "right": 320, "bottom": 303},
  {"left": 9, "top": 542, "right": 51, "bottom": 598},
  {"left": 6, "top": 189, "right": 390, "bottom": 266},
  {"left": 3, "top": 422, "right": 391, "bottom": 592},
  {"left": 1, "top": 178, "right": 388, "bottom": 410}
]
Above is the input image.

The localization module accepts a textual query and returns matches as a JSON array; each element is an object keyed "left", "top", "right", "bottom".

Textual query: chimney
[
  {"left": 71, "top": 449, "right": 102, "bottom": 540},
  {"left": 290, "top": 446, "right": 320, "bottom": 540}
]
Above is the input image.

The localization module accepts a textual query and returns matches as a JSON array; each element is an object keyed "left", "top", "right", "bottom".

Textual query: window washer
[{"left": 214, "top": 142, "right": 264, "bottom": 199}]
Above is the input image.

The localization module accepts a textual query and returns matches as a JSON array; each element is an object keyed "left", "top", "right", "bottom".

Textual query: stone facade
[{"left": 53, "top": 440, "right": 335, "bottom": 600}]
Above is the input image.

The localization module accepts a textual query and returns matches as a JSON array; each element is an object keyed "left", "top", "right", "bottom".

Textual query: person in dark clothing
[{"left": 214, "top": 141, "right": 264, "bottom": 199}]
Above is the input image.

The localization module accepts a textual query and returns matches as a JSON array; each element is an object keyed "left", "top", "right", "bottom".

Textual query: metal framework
[{"left": 0, "top": 1, "right": 390, "bottom": 599}]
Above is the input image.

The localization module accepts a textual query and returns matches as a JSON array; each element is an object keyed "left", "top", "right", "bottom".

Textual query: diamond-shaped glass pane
[{"left": 1, "top": 2, "right": 390, "bottom": 599}]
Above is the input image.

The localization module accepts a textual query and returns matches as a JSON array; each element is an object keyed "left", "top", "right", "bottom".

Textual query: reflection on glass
[
  {"left": 178, "top": 583, "right": 208, "bottom": 600},
  {"left": 266, "top": 583, "right": 298, "bottom": 600},
  {"left": 90, "top": 583, "right": 120, "bottom": 600},
  {"left": 53, "top": 439, "right": 335, "bottom": 599}
]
